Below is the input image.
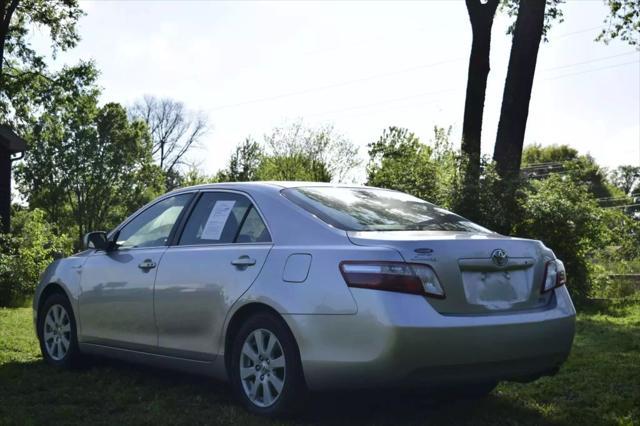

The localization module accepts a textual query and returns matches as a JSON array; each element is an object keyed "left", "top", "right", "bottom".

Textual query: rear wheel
[
  {"left": 38, "top": 293, "right": 82, "bottom": 368},
  {"left": 229, "top": 313, "right": 307, "bottom": 417}
]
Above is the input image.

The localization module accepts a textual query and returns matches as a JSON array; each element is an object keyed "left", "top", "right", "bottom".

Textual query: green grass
[{"left": 1, "top": 301, "right": 639, "bottom": 426}]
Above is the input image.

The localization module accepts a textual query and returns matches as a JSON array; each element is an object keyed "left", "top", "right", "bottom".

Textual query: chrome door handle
[
  {"left": 138, "top": 259, "right": 156, "bottom": 270},
  {"left": 231, "top": 256, "right": 256, "bottom": 267}
]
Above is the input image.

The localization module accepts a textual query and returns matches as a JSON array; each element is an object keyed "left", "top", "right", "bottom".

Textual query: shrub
[
  {"left": 513, "top": 175, "right": 610, "bottom": 301},
  {"left": 366, "top": 127, "right": 439, "bottom": 202},
  {"left": 0, "top": 209, "right": 73, "bottom": 307}
]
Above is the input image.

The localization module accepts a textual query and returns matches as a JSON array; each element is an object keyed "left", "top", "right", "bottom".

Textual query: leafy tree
[
  {"left": 257, "top": 153, "right": 331, "bottom": 182},
  {"left": 17, "top": 72, "right": 164, "bottom": 246},
  {"left": 0, "top": 208, "right": 72, "bottom": 306},
  {"left": 366, "top": 127, "right": 439, "bottom": 202},
  {"left": 262, "top": 121, "right": 360, "bottom": 183},
  {"left": 563, "top": 156, "right": 621, "bottom": 200},
  {"left": 430, "top": 126, "right": 463, "bottom": 208},
  {"left": 1, "top": 0, "right": 83, "bottom": 121},
  {"left": 597, "top": 0, "right": 640, "bottom": 46},
  {"left": 130, "top": 96, "right": 208, "bottom": 189},
  {"left": 514, "top": 174, "right": 609, "bottom": 300},
  {"left": 181, "top": 164, "right": 218, "bottom": 187},
  {"left": 610, "top": 165, "right": 640, "bottom": 195},
  {"left": 521, "top": 143, "right": 578, "bottom": 165},
  {"left": 521, "top": 144, "right": 619, "bottom": 199},
  {"left": 0, "top": 0, "right": 83, "bottom": 76},
  {"left": 217, "top": 137, "right": 263, "bottom": 182}
]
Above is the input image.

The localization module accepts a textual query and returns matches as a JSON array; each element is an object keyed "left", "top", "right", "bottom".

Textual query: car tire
[
  {"left": 229, "top": 312, "right": 307, "bottom": 417},
  {"left": 38, "top": 292, "right": 82, "bottom": 368}
]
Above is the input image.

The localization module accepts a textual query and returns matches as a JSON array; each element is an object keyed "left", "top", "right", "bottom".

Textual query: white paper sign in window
[{"left": 200, "top": 200, "right": 236, "bottom": 240}]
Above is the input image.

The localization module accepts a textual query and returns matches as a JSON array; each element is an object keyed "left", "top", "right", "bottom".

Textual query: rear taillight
[
  {"left": 541, "top": 259, "right": 567, "bottom": 293},
  {"left": 339, "top": 261, "right": 445, "bottom": 299}
]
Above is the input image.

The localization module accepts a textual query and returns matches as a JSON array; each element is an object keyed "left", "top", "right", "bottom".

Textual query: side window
[
  {"left": 179, "top": 192, "right": 270, "bottom": 245},
  {"left": 117, "top": 194, "right": 192, "bottom": 249},
  {"left": 236, "top": 207, "right": 271, "bottom": 243}
]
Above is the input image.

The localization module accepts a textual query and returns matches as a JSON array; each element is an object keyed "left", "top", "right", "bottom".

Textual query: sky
[{"left": 33, "top": 0, "right": 640, "bottom": 182}]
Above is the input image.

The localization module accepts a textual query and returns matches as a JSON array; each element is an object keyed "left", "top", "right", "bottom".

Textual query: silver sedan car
[{"left": 34, "top": 182, "right": 576, "bottom": 416}]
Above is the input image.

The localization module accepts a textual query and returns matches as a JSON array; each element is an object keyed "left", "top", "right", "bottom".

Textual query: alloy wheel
[
  {"left": 43, "top": 304, "right": 71, "bottom": 361},
  {"left": 239, "top": 328, "right": 286, "bottom": 407}
]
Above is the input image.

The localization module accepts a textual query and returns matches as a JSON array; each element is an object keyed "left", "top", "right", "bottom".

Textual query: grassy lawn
[{"left": 1, "top": 301, "right": 639, "bottom": 426}]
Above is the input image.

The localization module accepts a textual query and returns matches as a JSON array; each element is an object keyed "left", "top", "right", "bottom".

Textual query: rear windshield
[{"left": 282, "top": 186, "right": 492, "bottom": 233}]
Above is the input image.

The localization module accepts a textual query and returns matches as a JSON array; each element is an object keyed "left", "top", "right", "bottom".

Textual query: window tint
[
  {"left": 236, "top": 207, "right": 271, "bottom": 243},
  {"left": 117, "top": 194, "right": 192, "bottom": 248},
  {"left": 179, "top": 192, "right": 270, "bottom": 245},
  {"left": 282, "top": 186, "right": 492, "bottom": 233}
]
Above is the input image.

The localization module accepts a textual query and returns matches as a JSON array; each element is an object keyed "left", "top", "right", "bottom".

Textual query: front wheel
[
  {"left": 229, "top": 313, "right": 307, "bottom": 417},
  {"left": 38, "top": 292, "right": 82, "bottom": 368}
]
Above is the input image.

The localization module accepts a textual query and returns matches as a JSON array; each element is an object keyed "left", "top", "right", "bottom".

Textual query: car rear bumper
[{"left": 283, "top": 286, "right": 576, "bottom": 391}]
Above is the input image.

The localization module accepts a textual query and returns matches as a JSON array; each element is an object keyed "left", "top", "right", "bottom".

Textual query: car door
[
  {"left": 78, "top": 193, "right": 193, "bottom": 349},
  {"left": 153, "top": 190, "right": 273, "bottom": 360}
]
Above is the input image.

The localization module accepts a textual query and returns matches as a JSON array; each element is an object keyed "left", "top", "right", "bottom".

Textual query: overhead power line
[
  {"left": 541, "top": 51, "right": 639, "bottom": 72},
  {"left": 603, "top": 203, "right": 640, "bottom": 209},
  {"left": 209, "top": 58, "right": 464, "bottom": 111},
  {"left": 554, "top": 25, "right": 604, "bottom": 39},
  {"left": 311, "top": 58, "right": 639, "bottom": 119},
  {"left": 308, "top": 87, "right": 460, "bottom": 118},
  {"left": 207, "top": 28, "right": 638, "bottom": 113},
  {"left": 542, "top": 60, "right": 639, "bottom": 81}
]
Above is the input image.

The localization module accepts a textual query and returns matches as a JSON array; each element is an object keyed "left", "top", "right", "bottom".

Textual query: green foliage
[
  {"left": 256, "top": 153, "right": 332, "bottom": 182},
  {"left": 217, "top": 137, "right": 263, "bottom": 182},
  {"left": 216, "top": 122, "right": 359, "bottom": 184},
  {"left": 1, "top": 0, "right": 85, "bottom": 126},
  {"left": 366, "top": 126, "right": 440, "bottom": 202},
  {"left": 178, "top": 165, "right": 219, "bottom": 187},
  {"left": 522, "top": 144, "right": 620, "bottom": 199},
  {"left": 597, "top": 0, "right": 640, "bottom": 46},
  {"left": 0, "top": 209, "right": 72, "bottom": 307},
  {"left": 521, "top": 143, "right": 577, "bottom": 165},
  {"left": 500, "top": 0, "right": 565, "bottom": 41},
  {"left": 513, "top": 175, "right": 614, "bottom": 300},
  {"left": 366, "top": 126, "right": 517, "bottom": 233},
  {"left": 610, "top": 165, "right": 640, "bottom": 195},
  {"left": 475, "top": 161, "right": 525, "bottom": 234},
  {"left": 262, "top": 121, "right": 360, "bottom": 183},
  {"left": 16, "top": 66, "right": 164, "bottom": 246},
  {"left": 4, "top": 0, "right": 83, "bottom": 58},
  {"left": 367, "top": 128, "right": 639, "bottom": 300}
]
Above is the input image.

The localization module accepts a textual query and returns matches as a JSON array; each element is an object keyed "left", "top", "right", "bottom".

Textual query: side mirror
[{"left": 83, "top": 231, "right": 109, "bottom": 251}]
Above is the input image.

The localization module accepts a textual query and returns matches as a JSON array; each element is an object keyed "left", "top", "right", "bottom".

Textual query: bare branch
[{"left": 130, "top": 95, "right": 209, "bottom": 174}]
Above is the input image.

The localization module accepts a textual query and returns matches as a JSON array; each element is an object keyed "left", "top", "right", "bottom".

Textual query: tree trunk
[
  {"left": 493, "top": 0, "right": 546, "bottom": 180},
  {"left": 458, "top": 0, "right": 499, "bottom": 220},
  {"left": 0, "top": 0, "right": 20, "bottom": 84}
]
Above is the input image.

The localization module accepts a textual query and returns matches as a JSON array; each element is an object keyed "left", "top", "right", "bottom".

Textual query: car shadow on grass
[{"left": 0, "top": 355, "right": 559, "bottom": 426}]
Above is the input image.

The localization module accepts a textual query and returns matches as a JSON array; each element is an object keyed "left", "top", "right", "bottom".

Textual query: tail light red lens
[
  {"left": 541, "top": 259, "right": 567, "bottom": 293},
  {"left": 339, "top": 261, "right": 446, "bottom": 298}
]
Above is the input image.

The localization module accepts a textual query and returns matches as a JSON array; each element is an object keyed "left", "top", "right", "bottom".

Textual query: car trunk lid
[{"left": 347, "top": 230, "right": 553, "bottom": 315}]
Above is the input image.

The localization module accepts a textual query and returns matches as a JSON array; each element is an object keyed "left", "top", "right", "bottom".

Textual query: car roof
[{"left": 169, "top": 181, "right": 376, "bottom": 195}]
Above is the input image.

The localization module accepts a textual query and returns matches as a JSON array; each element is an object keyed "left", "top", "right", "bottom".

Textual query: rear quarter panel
[{"left": 239, "top": 244, "right": 404, "bottom": 315}]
